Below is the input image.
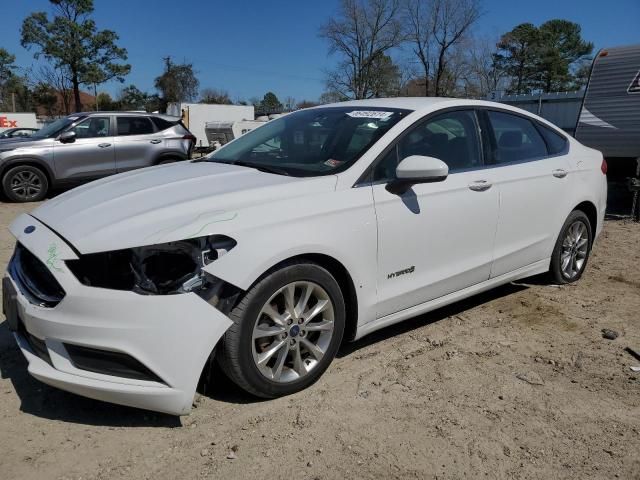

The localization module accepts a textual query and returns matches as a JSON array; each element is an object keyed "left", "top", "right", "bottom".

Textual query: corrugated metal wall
[{"left": 495, "top": 92, "right": 584, "bottom": 135}]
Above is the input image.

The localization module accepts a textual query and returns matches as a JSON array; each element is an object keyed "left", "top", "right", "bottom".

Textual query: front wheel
[
  {"left": 2, "top": 165, "right": 49, "bottom": 202},
  {"left": 550, "top": 210, "right": 593, "bottom": 284},
  {"left": 218, "top": 261, "right": 346, "bottom": 398}
]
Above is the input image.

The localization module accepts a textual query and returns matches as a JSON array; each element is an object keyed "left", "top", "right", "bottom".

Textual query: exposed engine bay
[{"left": 66, "top": 235, "right": 237, "bottom": 296}]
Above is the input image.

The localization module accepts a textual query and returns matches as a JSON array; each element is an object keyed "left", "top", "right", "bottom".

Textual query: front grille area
[
  {"left": 9, "top": 243, "right": 65, "bottom": 307},
  {"left": 64, "top": 343, "right": 165, "bottom": 383}
]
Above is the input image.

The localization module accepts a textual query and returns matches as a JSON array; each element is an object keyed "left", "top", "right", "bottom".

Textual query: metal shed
[{"left": 494, "top": 91, "right": 584, "bottom": 135}]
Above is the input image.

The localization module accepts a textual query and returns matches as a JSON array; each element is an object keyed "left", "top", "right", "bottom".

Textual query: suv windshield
[
  {"left": 207, "top": 107, "right": 410, "bottom": 176},
  {"left": 33, "top": 116, "right": 86, "bottom": 139}
]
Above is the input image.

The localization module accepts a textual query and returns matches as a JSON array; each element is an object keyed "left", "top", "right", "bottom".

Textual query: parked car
[
  {"left": 0, "top": 127, "right": 39, "bottom": 140},
  {"left": 0, "top": 112, "right": 196, "bottom": 202},
  {"left": 4, "top": 98, "right": 607, "bottom": 415}
]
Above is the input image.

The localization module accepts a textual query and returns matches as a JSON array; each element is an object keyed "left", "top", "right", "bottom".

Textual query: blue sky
[{"left": 2, "top": 0, "right": 638, "bottom": 102}]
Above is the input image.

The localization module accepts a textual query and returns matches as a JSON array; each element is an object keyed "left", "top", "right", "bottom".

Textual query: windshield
[
  {"left": 207, "top": 106, "right": 410, "bottom": 176},
  {"left": 33, "top": 116, "right": 85, "bottom": 139}
]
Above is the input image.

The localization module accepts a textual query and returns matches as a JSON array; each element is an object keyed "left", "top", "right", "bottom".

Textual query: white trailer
[
  {"left": 166, "top": 103, "right": 254, "bottom": 148},
  {"left": 205, "top": 119, "right": 267, "bottom": 146},
  {"left": 0, "top": 112, "right": 38, "bottom": 134}
]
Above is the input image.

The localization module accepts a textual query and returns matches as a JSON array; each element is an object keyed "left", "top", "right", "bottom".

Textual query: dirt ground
[{"left": 0, "top": 201, "right": 638, "bottom": 480}]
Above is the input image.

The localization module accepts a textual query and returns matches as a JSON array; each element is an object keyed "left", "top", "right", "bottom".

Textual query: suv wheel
[
  {"left": 218, "top": 261, "right": 346, "bottom": 398},
  {"left": 2, "top": 165, "right": 49, "bottom": 202}
]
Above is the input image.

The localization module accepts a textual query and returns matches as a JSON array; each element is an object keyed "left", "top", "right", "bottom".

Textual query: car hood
[
  {"left": 0, "top": 136, "right": 50, "bottom": 151},
  {"left": 31, "top": 161, "right": 337, "bottom": 253}
]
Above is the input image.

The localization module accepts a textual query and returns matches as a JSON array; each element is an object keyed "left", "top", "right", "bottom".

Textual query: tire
[
  {"left": 218, "top": 261, "right": 346, "bottom": 398},
  {"left": 550, "top": 210, "right": 593, "bottom": 284},
  {"left": 2, "top": 165, "right": 49, "bottom": 202}
]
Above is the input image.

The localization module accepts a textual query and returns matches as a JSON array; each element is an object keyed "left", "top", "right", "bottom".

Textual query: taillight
[
  {"left": 601, "top": 158, "right": 608, "bottom": 175},
  {"left": 183, "top": 134, "right": 196, "bottom": 142}
]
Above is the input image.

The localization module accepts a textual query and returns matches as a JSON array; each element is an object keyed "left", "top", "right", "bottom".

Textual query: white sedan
[{"left": 4, "top": 98, "right": 607, "bottom": 415}]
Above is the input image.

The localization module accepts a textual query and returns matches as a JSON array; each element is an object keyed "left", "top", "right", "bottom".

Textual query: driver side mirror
[
  {"left": 58, "top": 131, "right": 76, "bottom": 144},
  {"left": 386, "top": 155, "right": 449, "bottom": 195}
]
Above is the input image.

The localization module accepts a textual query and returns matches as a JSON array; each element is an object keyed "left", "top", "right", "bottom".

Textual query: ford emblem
[{"left": 24, "top": 225, "right": 36, "bottom": 234}]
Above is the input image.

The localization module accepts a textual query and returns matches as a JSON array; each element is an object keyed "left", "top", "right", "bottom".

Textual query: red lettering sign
[{"left": 0, "top": 117, "right": 19, "bottom": 128}]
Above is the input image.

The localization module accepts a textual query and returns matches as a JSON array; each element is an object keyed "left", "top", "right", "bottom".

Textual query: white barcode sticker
[{"left": 346, "top": 111, "right": 394, "bottom": 120}]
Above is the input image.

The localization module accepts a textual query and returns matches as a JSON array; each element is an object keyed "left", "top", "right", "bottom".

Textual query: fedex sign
[
  {"left": 0, "top": 113, "right": 37, "bottom": 133},
  {"left": 0, "top": 117, "right": 18, "bottom": 128}
]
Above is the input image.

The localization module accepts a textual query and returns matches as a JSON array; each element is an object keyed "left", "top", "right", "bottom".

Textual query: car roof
[
  {"left": 318, "top": 97, "right": 539, "bottom": 115},
  {"left": 74, "top": 111, "right": 181, "bottom": 121},
  {"left": 323, "top": 97, "right": 453, "bottom": 110},
  {"left": 316, "top": 97, "right": 568, "bottom": 133}
]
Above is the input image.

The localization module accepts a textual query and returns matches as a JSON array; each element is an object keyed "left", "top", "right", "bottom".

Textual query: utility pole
[{"left": 11, "top": 92, "right": 16, "bottom": 112}]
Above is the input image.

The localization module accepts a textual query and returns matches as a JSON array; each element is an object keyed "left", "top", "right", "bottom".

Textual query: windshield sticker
[
  {"left": 324, "top": 159, "right": 343, "bottom": 168},
  {"left": 346, "top": 111, "right": 394, "bottom": 120}
]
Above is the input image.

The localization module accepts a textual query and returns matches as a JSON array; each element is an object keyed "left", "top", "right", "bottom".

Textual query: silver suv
[{"left": 0, "top": 112, "right": 195, "bottom": 202}]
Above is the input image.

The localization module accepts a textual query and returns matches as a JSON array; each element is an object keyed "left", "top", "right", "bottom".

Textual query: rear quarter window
[
  {"left": 151, "top": 117, "right": 178, "bottom": 131},
  {"left": 538, "top": 124, "right": 568, "bottom": 155}
]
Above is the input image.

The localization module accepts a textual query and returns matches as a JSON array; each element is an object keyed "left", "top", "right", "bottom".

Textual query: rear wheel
[
  {"left": 218, "top": 261, "right": 345, "bottom": 398},
  {"left": 2, "top": 165, "right": 49, "bottom": 202},
  {"left": 550, "top": 210, "right": 592, "bottom": 284}
]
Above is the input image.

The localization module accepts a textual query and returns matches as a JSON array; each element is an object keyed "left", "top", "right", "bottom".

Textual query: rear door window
[
  {"left": 117, "top": 117, "right": 155, "bottom": 136},
  {"left": 487, "top": 111, "right": 548, "bottom": 164}
]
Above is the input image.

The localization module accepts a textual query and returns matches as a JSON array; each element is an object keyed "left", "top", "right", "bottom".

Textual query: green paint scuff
[{"left": 46, "top": 243, "right": 63, "bottom": 272}]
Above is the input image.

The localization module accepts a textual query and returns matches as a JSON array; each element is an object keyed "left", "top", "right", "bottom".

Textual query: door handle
[
  {"left": 552, "top": 169, "right": 568, "bottom": 178},
  {"left": 468, "top": 180, "right": 492, "bottom": 192},
  {"left": 150, "top": 139, "right": 162, "bottom": 144},
  {"left": 98, "top": 143, "right": 111, "bottom": 148}
]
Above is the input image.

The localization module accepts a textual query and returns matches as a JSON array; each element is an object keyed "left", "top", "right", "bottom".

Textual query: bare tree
[
  {"left": 404, "top": 0, "right": 435, "bottom": 95},
  {"left": 200, "top": 88, "right": 232, "bottom": 104},
  {"left": 464, "top": 36, "right": 506, "bottom": 97},
  {"left": 32, "top": 64, "right": 74, "bottom": 115},
  {"left": 320, "top": 0, "right": 404, "bottom": 99},
  {"left": 319, "top": 90, "right": 348, "bottom": 104},
  {"left": 405, "top": 0, "right": 481, "bottom": 96}
]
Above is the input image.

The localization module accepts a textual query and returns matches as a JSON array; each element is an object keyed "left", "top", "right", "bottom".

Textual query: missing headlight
[{"left": 66, "top": 235, "right": 236, "bottom": 295}]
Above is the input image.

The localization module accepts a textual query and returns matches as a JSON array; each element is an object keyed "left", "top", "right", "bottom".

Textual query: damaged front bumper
[{"left": 5, "top": 214, "right": 233, "bottom": 415}]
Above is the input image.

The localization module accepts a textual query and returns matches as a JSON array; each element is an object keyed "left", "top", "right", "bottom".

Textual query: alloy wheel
[
  {"left": 560, "top": 221, "right": 589, "bottom": 280},
  {"left": 10, "top": 170, "right": 43, "bottom": 201},
  {"left": 251, "top": 281, "right": 335, "bottom": 383}
]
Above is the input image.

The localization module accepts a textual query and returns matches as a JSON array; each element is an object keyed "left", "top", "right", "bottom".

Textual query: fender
[
  {"left": 560, "top": 197, "right": 600, "bottom": 237},
  {"left": 201, "top": 186, "right": 380, "bottom": 328},
  {"left": 0, "top": 156, "right": 56, "bottom": 184}
]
